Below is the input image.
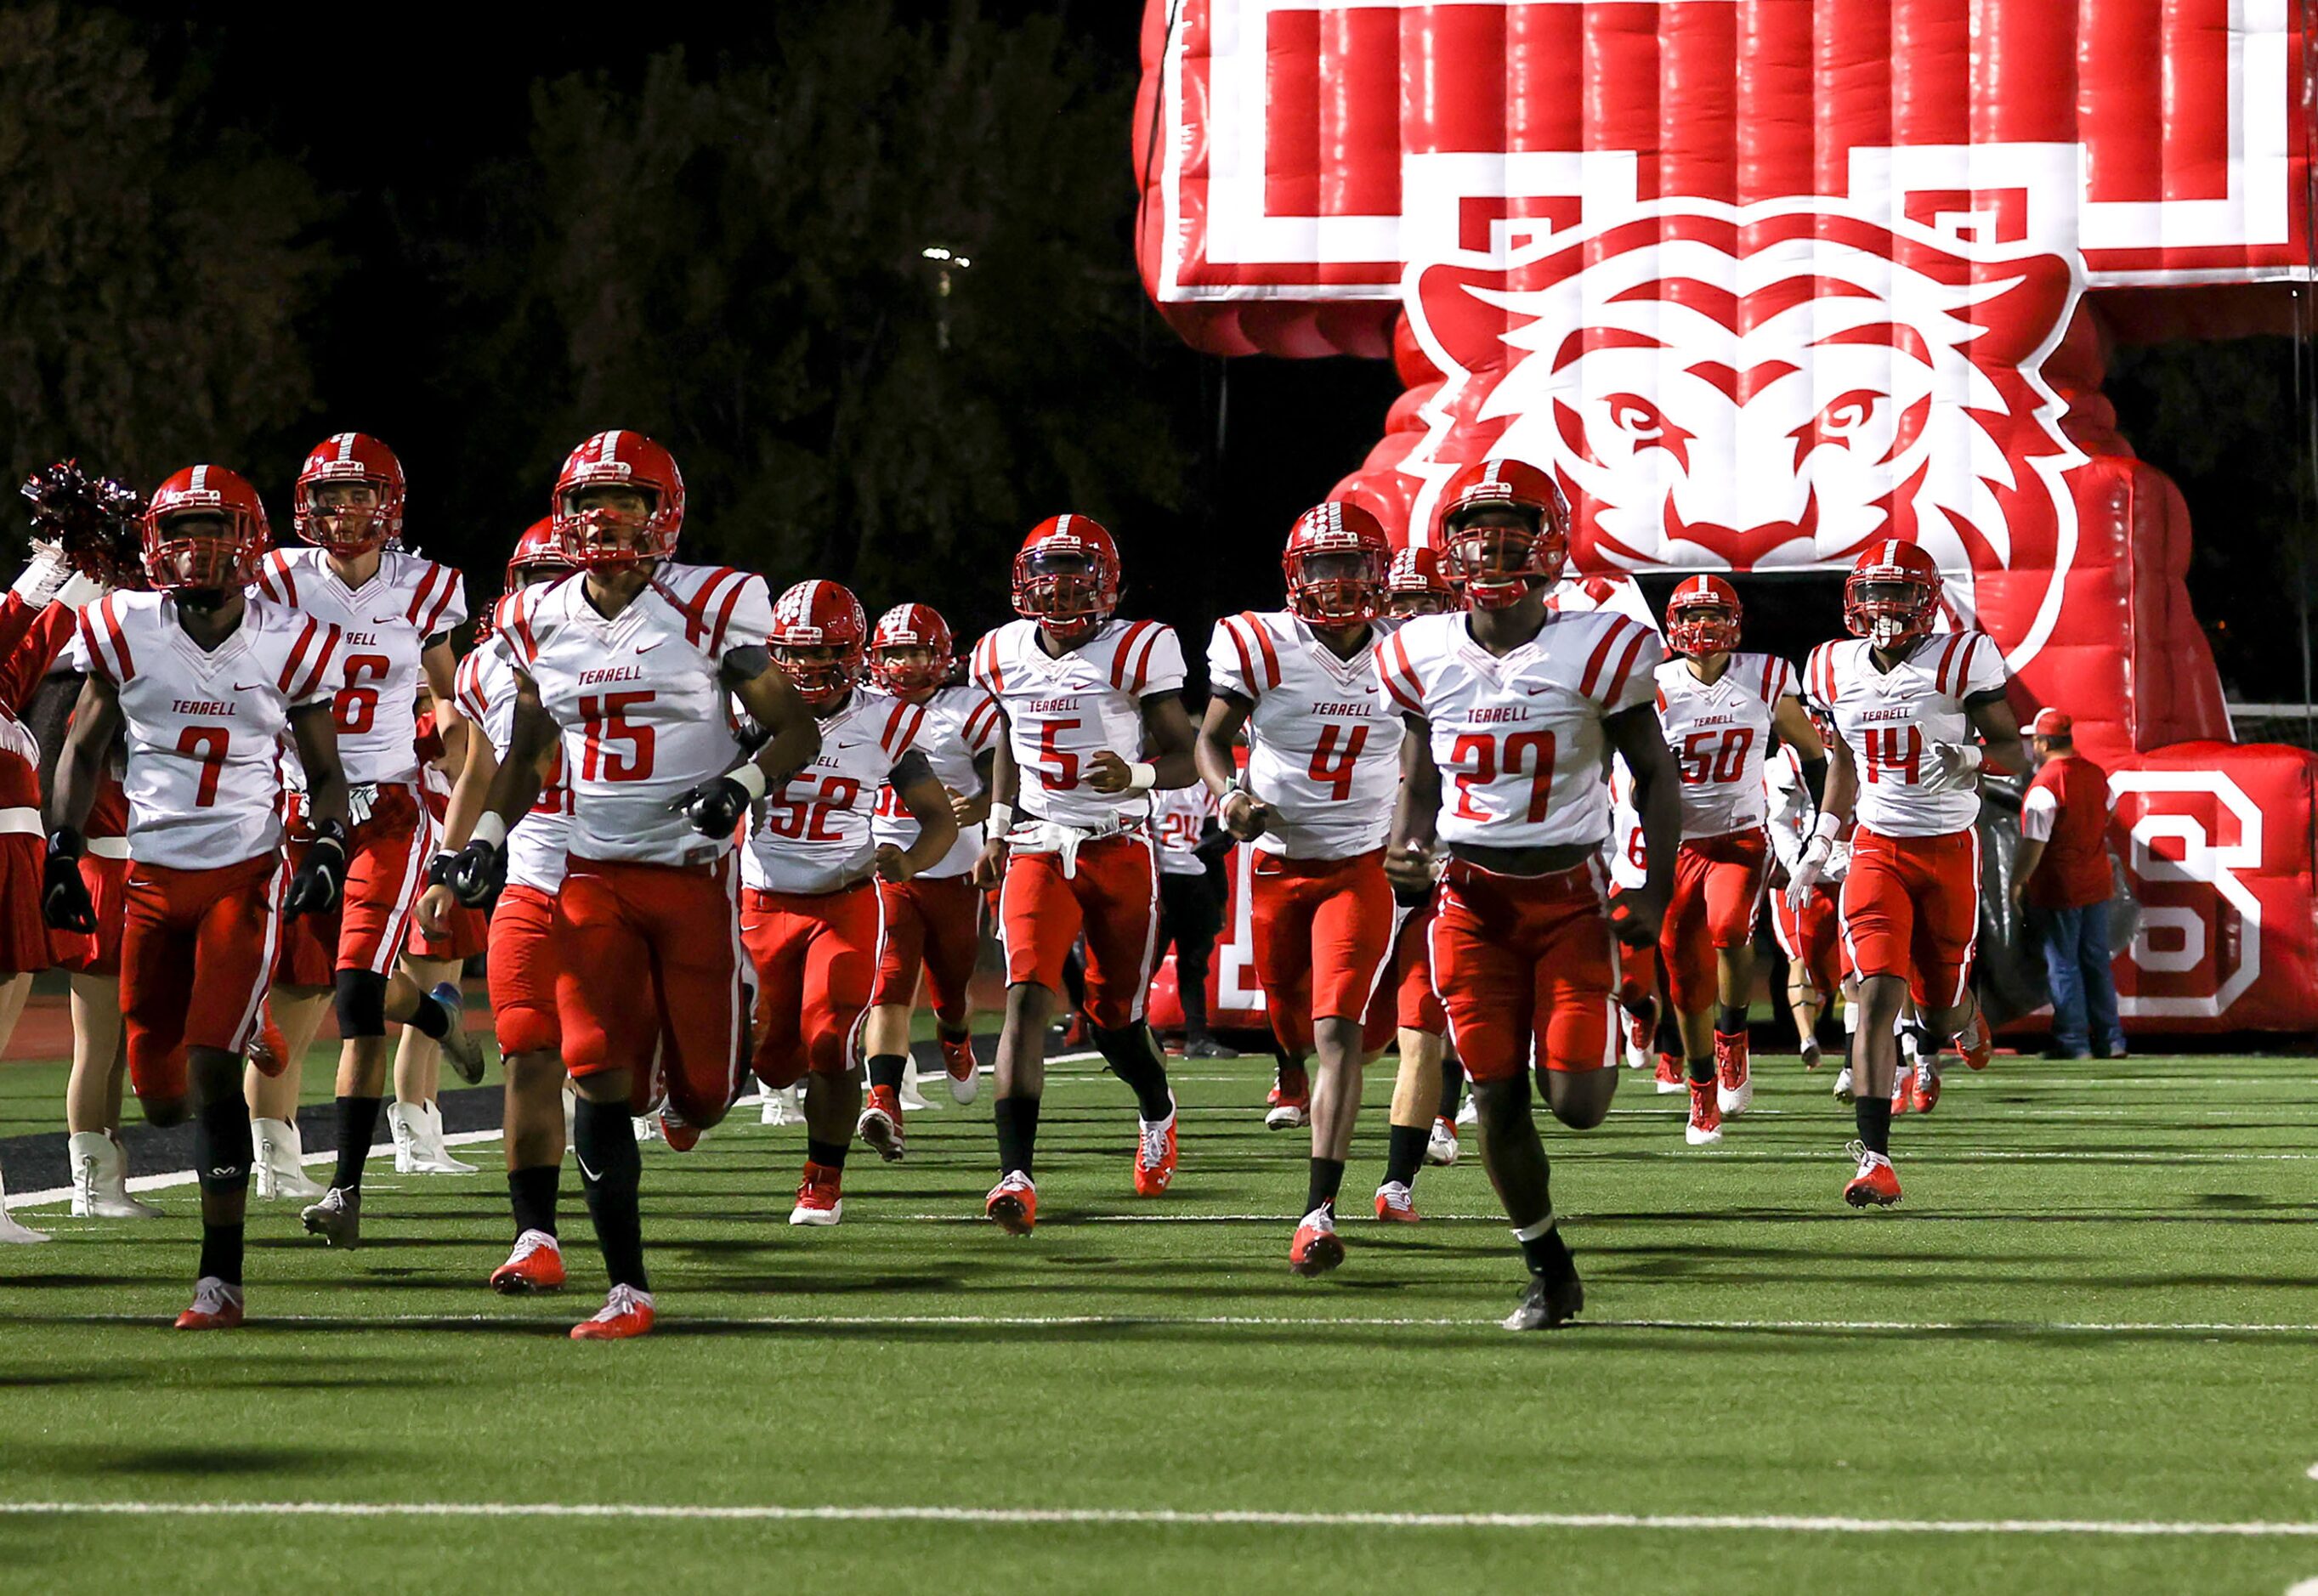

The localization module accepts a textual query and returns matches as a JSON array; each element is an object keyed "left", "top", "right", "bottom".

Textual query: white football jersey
[
  {"left": 498, "top": 563, "right": 774, "bottom": 867},
  {"left": 1379, "top": 610, "right": 1659, "bottom": 851},
  {"left": 1604, "top": 756, "right": 1648, "bottom": 891},
  {"left": 744, "top": 688, "right": 927, "bottom": 895},
  {"left": 870, "top": 684, "right": 1000, "bottom": 880},
  {"left": 1152, "top": 782, "right": 1215, "bottom": 877},
  {"left": 1763, "top": 742, "right": 1849, "bottom": 885},
  {"left": 252, "top": 546, "right": 467, "bottom": 787},
  {"left": 453, "top": 637, "right": 574, "bottom": 893},
  {"left": 1806, "top": 632, "right": 2005, "bottom": 838},
  {"left": 1207, "top": 609, "right": 1404, "bottom": 860},
  {"left": 968, "top": 618, "right": 1187, "bottom": 828},
  {"left": 77, "top": 591, "right": 339, "bottom": 869},
  {"left": 1653, "top": 652, "right": 1794, "bottom": 840}
]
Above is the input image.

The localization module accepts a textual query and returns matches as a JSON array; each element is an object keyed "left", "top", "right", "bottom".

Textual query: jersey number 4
[
  {"left": 1308, "top": 724, "right": 1369, "bottom": 802},
  {"left": 1448, "top": 730, "right": 1556, "bottom": 823},
  {"left": 579, "top": 692, "right": 655, "bottom": 782}
]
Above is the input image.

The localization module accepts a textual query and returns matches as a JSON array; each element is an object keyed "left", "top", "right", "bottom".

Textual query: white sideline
[{"left": 0, "top": 1500, "right": 2315, "bottom": 1536}]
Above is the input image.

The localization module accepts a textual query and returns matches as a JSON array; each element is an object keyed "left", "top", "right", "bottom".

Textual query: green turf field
[{"left": 3, "top": 1050, "right": 2316, "bottom": 1594}]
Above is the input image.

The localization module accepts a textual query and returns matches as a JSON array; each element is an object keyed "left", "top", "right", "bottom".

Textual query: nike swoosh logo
[
  {"left": 233, "top": 682, "right": 263, "bottom": 693},
  {"left": 370, "top": 614, "right": 402, "bottom": 626},
  {"left": 636, "top": 640, "right": 665, "bottom": 655},
  {"left": 1523, "top": 685, "right": 1553, "bottom": 696},
  {"left": 575, "top": 1151, "right": 603, "bottom": 1183}
]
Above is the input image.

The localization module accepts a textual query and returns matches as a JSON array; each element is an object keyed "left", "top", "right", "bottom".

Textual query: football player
[
  {"left": 859, "top": 603, "right": 1000, "bottom": 1111},
  {"left": 1196, "top": 502, "right": 1403, "bottom": 1274},
  {"left": 420, "top": 519, "right": 578, "bottom": 1288},
  {"left": 44, "top": 466, "right": 354, "bottom": 1325},
  {"left": 1379, "top": 460, "right": 1679, "bottom": 1330},
  {"left": 1652, "top": 576, "right": 1821, "bottom": 1146},
  {"left": 745, "top": 580, "right": 956, "bottom": 1225},
  {"left": 254, "top": 434, "right": 482, "bottom": 1246},
  {"left": 967, "top": 515, "right": 1197, "bottom": 1233},
  {"left": 1150, "top": 775, "right": 1231, "bottom": 1057},
  {"left": 1791, "top": 541, "right": 2023, "bottom": 1207},
  {"left": 444, "top": 432, "right": 819, "bottom": 1338},
  {"left": 1765, "top": 736, "right": 1849, "bottom": 1073},
  {"left": 385, "top": 689, "right": 485, "bottom": 1175}
]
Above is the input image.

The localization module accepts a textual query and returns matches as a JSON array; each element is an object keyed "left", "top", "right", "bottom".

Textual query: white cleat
[
  {"left": 300, "top": 1185, "right": 361, "bottom": 1247},
  {"left": 430, "top": 981, "right": 488, "bottom": 1085},
  {"left": 1454, "top": 1095, "right": 1476, "bottom": 1128},
  {"left": 1833, "top": 1066, "right": 1856, "bottom": 1103},
  {"left": 759, "top": 1086, "right": 804, "bottom": 1127},
  {"left": 69, "top": 1131, "right": 162, "bottom": 1219},
  {"left": 0, "top": 1166, "right": 48, "bottom": 1243},
  {"left": 1424, "top": 1117, "right": 1459, "bottom": 1168},
  {"left": 253, "top": 1118, "right": 326, "bottom": 1201},
  {"left": 632, "top": 1115, "right": 660, "bottom": 1143},
  {"left": 897, "top": 1061, "right": 932, "bottom": 1112}
]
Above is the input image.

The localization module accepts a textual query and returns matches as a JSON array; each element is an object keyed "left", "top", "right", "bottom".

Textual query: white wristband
[
  {"left": 1126, "top": 761, "right": 1158, "bottom": 793},
  {"left": 986, "top": 802, "right": 1014, "bottom": 835},
  {"left": 1809, "top": 809, "right": 1843, "bottom": 843},
  {"left": 1954, "top": 744, "right": 1985, "bottom": 773},
  {"left": 470, "top": 812, "right": 508, "bottom": 851},
  {"left": 729, "top": 761, "right": 769, "bottom": 801}
]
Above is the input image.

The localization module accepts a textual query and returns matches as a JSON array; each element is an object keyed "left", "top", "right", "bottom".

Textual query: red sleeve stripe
[
  {"left": 880, "top": 699, "right": 911, "bottom": 757},
  {"left": 77, "top": 612, "right": 114, "bottom": 685},
  {"left": 973, "top": 635, "right": 1005, "bottom": 695},
  {"left": 1810, "top": 643, "right": 1835, "bottom": 707},
  {"left": 1760, "top": 655, "right": 1777, "bottom": 704},
  {"left": 1933, "top": 633, "right": 1968, "bottom": 696},
  {"left": 1220, "top": 618, "right": 1256, "bottom": 690},
  {"left": 672, "top": 568, "right": 738, "bottom": 648},
  {"left": 963, "top": 696, "right": 1000, "bottom": 749},
  {"left": 706, "top": 572, "right": 753, "bottom": 657},
  {"left": 404, "top": 563, "right": 443, "bottom": 625},
  {"left": 1577, "top": 618, "right": 1633, "bottom": 699},
  {"left": 280, "top": 617, "right": 322, "bottom": 695},
  {"left": 896, "top": 705, "right": 927, "bottom": 756},
  {"left": 1599, "top": 628, "right": 1651, "bottom": 707},
  {"left": 1379, "top": 632, "right": 1425, "bottom": 715},
  {"left": 1109, "top": 620, "right": 1156, "bottom": 690},
  {"left": 1244, "top": 614, "right": 1281, "bottom": 691},
  {"left": 454, "top": 654, "right": 490, "bottom": 727},
  {"left": 507, "top": 597, "right": 540, "bottom": 669},
  {"left": 418, "top": 565, "right": 462, "bottom": 636},
  {"left": 295, "top": 625, "right": 343, "bottom": 702},
  {"left": 266, "top": 552, "right": 298, "bottom": 607},
  {"left": 96, "top": 594, "right": 134, "bottom": 682}
]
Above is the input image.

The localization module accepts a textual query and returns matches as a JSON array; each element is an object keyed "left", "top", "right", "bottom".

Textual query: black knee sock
[
  {"left": 1855, "top": 1096, "right": 1893, "bottom": 1156},
  {"left": 1687, "top": 1047, "right": 1714, "bottom": 1084},
  {"left": 1093, "top": 1022, "right": 1175, "bottom": 1120},
  {"left": 407, "top": 993, "right": 451, "bottom": 1040},
  {"left": 1435, "top": 1054, "right": 1465, "bottom": 1121},
  {"left": 806, "top": 1138, "right": 848, "bottom": 1171},
  {"left": 508, "top": 1164, "right": 559, "bottom": 1238},
  {"left": 1518, "top": 1218, "right": 1576, "bottom": 1283},
  {"left": 994, "top": 1095, "right": 1040, "bottom": 1178},
  {"left": 195, "top": 1095, "right": 252, "bottom": 1285},
  {"left": 1384, "top": 1123, "right": 1428, "bottom": 1188},
  {"left": 1715, "top": 1004, "right": 1748, "bottom": 1037},
  {"left": 332, "top": 1095, "right": 383, "bottom": 1191},
  {"left": 1305, "top": 1157, "right": 1345, "bottom": 1215},
  {"left": 867, "top": 1053, "right": 907, "bottom": 1092},
  {"left": 572, "top": 1098, "right": 648, "bottom": 1292},
  {"left": 935, "top": 1021, "right": 971, "bottom": 1044}
]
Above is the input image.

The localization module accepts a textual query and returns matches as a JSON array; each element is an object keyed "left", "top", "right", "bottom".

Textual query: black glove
[
  {"left": 671, "top": 775, "right": 752, "bottom": 838},
  {"left": 445, "top": 835, "right": 508, "bottom": 908},
  {"left": 41, "top": 829, "right": 94, "bottom": 933},
  {"left": 284, "top": 818, "right": 349, "bottom": 919},
  {"left": 1391, "top": 880, "right": 1435, "bottom": 910}
]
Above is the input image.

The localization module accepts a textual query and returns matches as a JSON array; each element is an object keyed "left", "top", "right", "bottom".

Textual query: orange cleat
[
  {"left": 1843, "top": 1144, "right": 1903, "bottom": 1208},
  {"left": 857, "top": 1086, "right": 906, "bottom": 1163},
  {"left": 1289, "top": 1208, "right": 1345, "bottom": 1276},
  {"left": 173, "top": 1277, "right": 244, "bottom": 1330},
  {"left": 1890, "top": 1067, "right": 1914, "bottom": 1116},
  {"left": 1685, "top": 1077, "right": 1723, "bottom": 1146},
  {"left": 570, "top": 1283, "right": 655, "bottom": 1340},
  {"left": 1953, "top": 1009, "right": 1993, "bottom": 1071},
  {"left": 789, "top": 1160, "right": 844, "bottom": 1225},
  {"left": 939, "top": 1029, "right": 979, "bottom": 1104},
  {"left": 985, "top": 1172, "right": 1037, "bottom": 1234},
  {"left": 658, "top": 1106, "right": 700, "bottom": 1152},
  {"left": 1653, "top": 1051, "right": 1686, "bottom": 1095},
  {"left": 1134, "top": 1101, "right": 1179, "bottom": 1197},
  {"left": 1911, "top": 1067, "right": 1942, "bottom": 1114},
  {"left": 1373, "top": 1180, "right": 1420, "bottom": 1222},
  {"left": 490, "top": 1229, "right": 566, "bottom": 1294}
]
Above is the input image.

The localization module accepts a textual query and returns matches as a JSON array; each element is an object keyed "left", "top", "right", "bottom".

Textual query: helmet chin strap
[{"left": 178, "top": 586, "right": 230, "bottom": 613}]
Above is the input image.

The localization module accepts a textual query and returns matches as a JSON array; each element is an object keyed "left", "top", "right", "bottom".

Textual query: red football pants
[
  {"left": 742, "top": 880, "right": 883, "bottom": 1089},
  {"left": 1842, "top": 825, "right": 1981, "bottom": 1009},
  {"left": 1658, "top": 828, "right": 1768, "bottom": 1014},
  {"left": 999, "top": 829, "right": 1159, "bottom": 1031},
  {"left": 121, "top": 852, "right": 284, "bottom": 1105},
  {"left": 488, "top": 883, "right": 562, "bottom": 1057},
  {"left": 554, "top": 854, "right": 746, "bottom": 1124},
  {"left": 1428, "top": 858, "right": 1615, "bottom": 1082},
  {"left": 1772, "top": 884, "right": 1847, "bottom": 999},
  {"left": 870, "top": 872, "right": 980, "bottom": 1024},
  {"left": 334, "top": 781, "right": 433, "bottom": 981},
  {"left": 1250, "top": 848, "right": 1395, "bottom": 1056}
]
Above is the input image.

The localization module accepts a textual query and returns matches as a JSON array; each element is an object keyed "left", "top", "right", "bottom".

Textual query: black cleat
[{"left": 1501, "top": 1270, "right": 1584, "bottom": 1331}]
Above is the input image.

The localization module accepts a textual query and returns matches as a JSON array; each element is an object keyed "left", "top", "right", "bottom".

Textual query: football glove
[
  {"left": 445, "top": 837, "right": 508, "bottom": 908},
  {"left": 284, "top": 819, "right": 349, "bottom": 918},
  {"left": 40, "top": 829, "right": 95, "bottom": 934},
  {"left": 672, "top": 775, "right": 753, "bottom": 838}
]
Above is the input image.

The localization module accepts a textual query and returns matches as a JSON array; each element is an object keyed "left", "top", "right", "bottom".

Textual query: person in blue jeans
[{"left": 2009, "top": 710, "right": 2127, "bottom": 1059}]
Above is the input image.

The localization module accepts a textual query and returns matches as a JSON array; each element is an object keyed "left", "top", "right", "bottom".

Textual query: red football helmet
[
  {"left": 1664, "top": 574, "right": 1743, "bottom": 656},
  {"left": 1012, "top": 514, "right": 1120, "bottom": 645},
  {"left": 507, "top": 517, "right": 573, "bottom": 586},
  {"left": 293, "top": 433, "right": 405, "bottom": 557},
  {"left": 553, "top": 430, "right": 685, "bottom": 568},
  {"left": 142, "top": 465, "right": 270, "bottom": 591},
  {"left": 868, "top": 603, "right": 956, "bottom": 695},
  {"left": 1281, "top": 501, "right": 1389, "bottom": 626},
  {"left": 1385, "top": 546, "right": 1458, "bottom": 617},
  {"left": 1432, "top": 458, "right": 1571, "bottom": 609},
  {"left": 769, "top": 579, "right": 868, "bottom": 708},
  {"left": 1843, "top": 540, "right": 1943, "bottom": 648}
]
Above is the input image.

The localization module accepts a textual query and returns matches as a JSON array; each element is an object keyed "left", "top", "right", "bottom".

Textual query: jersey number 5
[
  {"left": 579, "top": 692, "right": 655, "bottom": 782},
  {"left": 1034, "top": 718, "right": 1080, "bottom": 790},
  {"left": 1448, "top": 729, "right": 1556, "bottom": 823}
]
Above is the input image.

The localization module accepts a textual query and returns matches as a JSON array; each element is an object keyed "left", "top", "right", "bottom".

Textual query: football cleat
[
  {"left": 1134, "top": 1101, "right": 1178, "bottom": 1197},
  {"left": 1890, "top": 1067, "right": 1914, "bottom": 1117},
  {"left": 985, "top": 1171, "right": 1037, "bottom": 1235},
  {"left": 1799, "top": 1035, "right": 1823, "bottom": 1072},
  {"left": 940, "top": 1030, "right": 980, "bottom": 1104},
  {"left": 1685, "top": 1078, "right": 1724, "bottom": 1146},
  {"left": 760, "top": 1085, "right": 803, "bottom": 1127},
  {"left": 1622, "top": 999, "right": 1657, "bottom": 1069},
  {"left": 1953, "top": 1008, "right": 1994, "bottom": 1071},
  {"left": 1714, "top": 1031, "right": 1753, "bottom": 1117},
  {"left": 1374, "top": 1180, "right": 1420, "bottom": 1223},
  {"left": 897, "top": 1061, "right": 931, "bottom": 1112},
  {"left": 253, "top": 1117, "right": 326, "bottom": 1201},
  {"left": 1454, "top": 1094, "right": 1476, "bottom": 1128},
  {"left": 657, "top": 1106, "right": 700, "bottom": 1153},
  {"left": 1911, "top": 1065, "right": 1943, "bottom": 1115},
  {"left": 632, "top": 1114, "right": 661, "bottom": 1143},
  {"left": 1843, "top": 1142, "right": 1903, "bottom": 1208},
  {"left": 1289, "top": 1208, "right": 1345, "bottom": 1276},
  {"left": 789, "top": 1161, "right": 844, "bottom": 1225},
  {"left": 1832, "top": 1065, "right": 1856, "bottom": 1103},
  {"left": 490, "top": 1230, "right": 566, "bottom": 1294},
  {"left": 1264, "top": 1082, "right": 1310, "bottom": 1131},
  {"left": 1425, "top": 1116, "right": 1459, "bottom": 1167},
  {"left": 299, "top": 1185, "right": 360, "bottom": 1247},
  {"left": 430, "top": 982, "right": 488, "bottom": 1085},
  {"left": 1502, "top": 1270, "right": 1584, "bottom": 1331},
  {"left": 570, "top": 1283, "right": 655, "bottom": 1341},
  {"left": 173, "top": 1276, "right": 245, "bottom": 1331},
  {"left": 857, "top": 1086, "right": 906, "bottom": 1163},
  {"left": 1654, "top": 1051, "right": 1686, "bottom": 1094},
  {"left": 69, "top": 1131, "right": 161, "bottom": 1219}
]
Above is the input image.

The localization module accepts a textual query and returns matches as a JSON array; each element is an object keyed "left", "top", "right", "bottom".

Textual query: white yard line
[{"left": 0, "top": 1499, "right": 2313, "bottom": 1536}]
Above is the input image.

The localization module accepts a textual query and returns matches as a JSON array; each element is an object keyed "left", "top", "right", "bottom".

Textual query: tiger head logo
[{"left": 1402, "top": 201, "right": 2088, "bottom": 665}]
